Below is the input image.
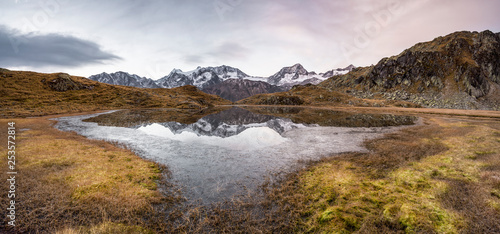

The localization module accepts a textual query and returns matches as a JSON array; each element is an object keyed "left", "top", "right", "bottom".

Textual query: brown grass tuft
[{"left": 440, "top": 179, "right": 500, "bottom": 233}]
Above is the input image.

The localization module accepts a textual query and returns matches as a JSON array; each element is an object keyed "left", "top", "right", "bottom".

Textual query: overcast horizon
[{"left": 1, "top": 0, "right": 499, "bottom": 79}]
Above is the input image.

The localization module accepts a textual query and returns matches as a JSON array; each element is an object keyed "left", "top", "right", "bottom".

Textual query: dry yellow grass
[
  {"left": 0, "top": 116, "right": 170, "bottom": 233},
  {"left": 277, "top": 117, "right": 500, "bottom": 233},
  {"left": 55, "top": 221, "right": 151, "bottom": 234}
]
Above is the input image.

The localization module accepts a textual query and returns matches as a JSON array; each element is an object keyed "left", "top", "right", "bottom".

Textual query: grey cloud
[
  {"left": 0, "top": 26, "right": 120, "bottom": 68},
  {"left": 183, "top": 42, "right": 250, "bottom": 65},
  {"left": 207, "top": 42, "right": 250, "bottom": 60},
  {"left": 183, "top": 54, "right": 206, "bottom": 64}
]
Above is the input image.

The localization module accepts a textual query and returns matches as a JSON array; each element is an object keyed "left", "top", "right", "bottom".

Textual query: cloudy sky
[{"left": 1, "top": 0, "right": 499, "bottom": 79}]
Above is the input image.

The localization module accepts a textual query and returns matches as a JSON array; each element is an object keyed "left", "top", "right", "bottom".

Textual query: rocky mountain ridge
[
  {"left": 88, "top": 71, "right": 160, "bottom": 88},
  {"left": 321, "top": 65, "right": 356, "bottom": 78},
  {"left": 88, "top": 64, "right": 353, "bottom": 90},
  {"left": 267, "top": 63, "right": 354, "bottom": 88},
  {"left": 88, "top": 64, "right": 354, "bottom": 102},
  {"left": 320, "top": 30, "right": 500, "bottom": 110},
  {"left": 156, "top": 65, "right": 251, "bottom": 89}
]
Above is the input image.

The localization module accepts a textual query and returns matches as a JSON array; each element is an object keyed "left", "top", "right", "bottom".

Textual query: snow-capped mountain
[
  {"left": 156, "top": 65, "right": 250, "bottom": 89},
  {"left": 320, "top": 64, "right": 356, "bottom": 78},
  {"left": 88, "top": 71, "right": 160, "bottom": 88},
  {"left": 267, "top": 63, "right": 315, "bottom": 86},
  {"left": 86, "top": 64, "right": 355, "bottom": 97},
  {"left": 266, "top": 63, "right": 354, "bottom": 88},
  {"left": 209, "top": 65, "right": 250, "bottom": 79}
]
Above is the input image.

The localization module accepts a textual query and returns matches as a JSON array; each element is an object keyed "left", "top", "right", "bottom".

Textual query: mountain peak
[
  {"left": 155, "top": 65, "right": 250, "bottom": 89},
  {"left": 407, "top": 30, "right": 497, "bottom": 54},
  {"left": 344, "top": 64, "right": 356, "bottom": 70},
  {"left": 170, "top": 68, "right": 183, "bottom": 74},
  {"left": 279, "top": 63, "right": 306, "bottom": 73},
  {"left": 288, "top": 63, "right": 307, "bottom": 72},
  {"left": 88, "top": 71, "right": 159, "bottom": 88},
  {"left": 320, "top": 65, "right": 356, "bottom": 79},
  {"left": 268, "top": 63, "right": 317, "bottom": 86},
  {"left": 114, "top": 71, "right": 133, "bottom": 76}
]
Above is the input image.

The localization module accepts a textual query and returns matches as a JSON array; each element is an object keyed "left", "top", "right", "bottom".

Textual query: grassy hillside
[
  {"left": 0, "top": 69, "right": 231, "bottom": 118},
  {"left": 237, "top": 84, "right": 419, "bottom": 108}
]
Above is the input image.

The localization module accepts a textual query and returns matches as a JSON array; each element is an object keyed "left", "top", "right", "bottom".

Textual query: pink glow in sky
[{"left": 1, "top": 0, "right": 499, "bottom": 78}]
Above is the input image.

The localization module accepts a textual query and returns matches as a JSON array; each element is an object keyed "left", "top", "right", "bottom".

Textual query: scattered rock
[{"left": 46, "top": 73, "right": 94, "bottom": 92}]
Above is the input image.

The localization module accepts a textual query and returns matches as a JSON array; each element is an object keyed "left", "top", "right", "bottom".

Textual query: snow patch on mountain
[
  {"left": 267, "top": 63, "right": 355, "bottom": 87},
  {"left": 156, "top": 65, "right": 249, "bottom": 89},
  {"left": 320, "top": 64, "right": 356, "bottom": 78},
  {"left": 87, "top": 64, "right": 355, "bottom": 91},
  {"left": 88, "top": 71, "right": 160, "bottom": 88}
]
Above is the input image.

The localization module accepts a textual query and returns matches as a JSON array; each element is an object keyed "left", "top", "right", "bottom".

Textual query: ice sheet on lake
[{"left": 53, "top": 111, "right": 408, "bottom": 204}]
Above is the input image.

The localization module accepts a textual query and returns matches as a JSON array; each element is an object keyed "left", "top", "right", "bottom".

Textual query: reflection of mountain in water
[
  {"left": 82, "top": 107, "right": 231, "bottom": 127},
  {"left": 151, "top": 107, "right": 307, "bottom": 138},
  {"left": 84, "top": 106, "right": 418, "bottom": 136}
]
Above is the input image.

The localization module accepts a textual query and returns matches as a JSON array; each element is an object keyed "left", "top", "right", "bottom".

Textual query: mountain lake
[{"left": 53, "top": 106, "right": 418, "bottom": 205}]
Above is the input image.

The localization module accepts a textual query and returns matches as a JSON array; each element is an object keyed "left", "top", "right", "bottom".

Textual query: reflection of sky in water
[
  {"left": 139, "top": 124, "right": 288, "bottom": 150},
  {"left": 54, "top": 109, "right": 415, "bottom": 205}
]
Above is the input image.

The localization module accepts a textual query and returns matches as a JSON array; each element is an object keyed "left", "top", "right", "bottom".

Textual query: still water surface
[{"left": 54, "top": 107, "right": 417, "bottom": 204}]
